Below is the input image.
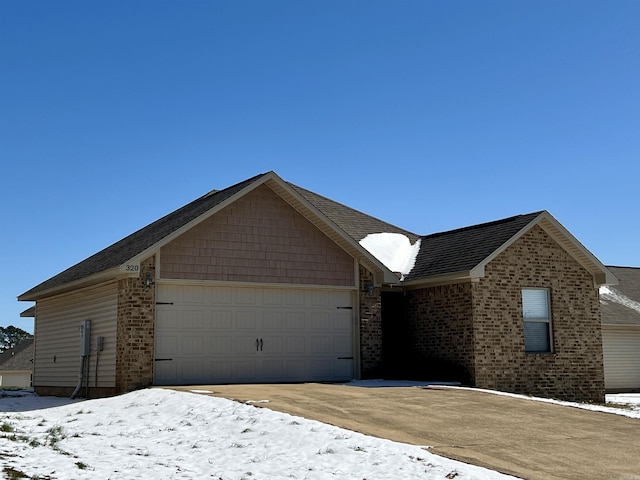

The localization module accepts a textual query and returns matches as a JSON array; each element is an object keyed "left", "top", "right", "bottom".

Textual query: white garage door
[
  {"left": 602, "top": 327, "right": 640, "bottom": 391},
  {"left": 154, "top": 283, "right": 355, "bottom": 385}
]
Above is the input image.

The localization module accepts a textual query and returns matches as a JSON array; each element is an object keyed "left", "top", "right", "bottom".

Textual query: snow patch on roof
[
  {"left": 359, "top": 232, "right": 421, "bottom": 278},
  {"left": 600, "top": 285, "right": 640, "bottom": 314}
]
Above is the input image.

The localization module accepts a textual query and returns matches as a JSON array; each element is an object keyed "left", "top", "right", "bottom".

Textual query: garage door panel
[
  {"left": 235, "top": 288, "right": 258, "bottom": 305},
  {"left": 157, "top": 310, "right": 179, "bottom": 329},
  {"left": 210, "top": 335, "right": 233, "bottom": 354},
  {"left": 210, "top": 311, "right": 233, "bottom": 328},
  {"left": 182, "top": 336, "right": 205, "bottom": 356},
  {"left": 262, "top": 336, "right": 283, "bottom": 354},
  {"left": 333, "top": 336, "right": 351, "bottom": 354},
  {"left": 209, "top": 360, "right": 234, "bottom": 380},
  {"left": 311, "top": 313, "right": 331, "bottom": 330},
  {"left": 263, "top": 289, "right": 283, "bottom": 306},
  {"left": 211, "top": 287, "right": 233, "bottom": 305},
  {"left": 156, "top": 336, "right": 178, "bottom": 356},
  {"left": 237, "top": 311, "right": 257, "bottom": 329},
  {"left": 285, "top": 336, "right": 305, "bottom": 354},
  {"left": 155, "top": 284, "right": 354, "bottom": 385},
  {"left": 285, "top": 312, "right": 306, "bottom": 329},
  {"left": 235, "top": 335, "right": 260, "bottom": 355},
  {"left": 285, "top": 290, "right": 306, "bottom": 306},
  {"left": 263, "top": 311, "right": 284, "bottom": 330},
  {"left": 603, "top": 329, "right": 640, "bottom": 391},
  {"left": 182, "top": 285, "right": 207, "bottom": 304},
  {"left": 285, "top": 361, "right": 306, "bottom": 380},
  {"left": 183, "top": 310, "right": 204, "bottom": 329},
  {"left": 155, "top": 361, "right": 177, "bottom": 383},
  {"left": 235, "top": 360, "right": 258, "bottom": 380}
]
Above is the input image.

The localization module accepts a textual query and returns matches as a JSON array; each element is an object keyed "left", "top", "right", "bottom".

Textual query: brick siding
[
  {"left": 359, "top": 266, "right": 383, "bottom": 377},
  {"left": 473, "top": 225, "right": 604, "bottom": 402},
  {"left": 115, "top": 256, "right": 156, "bottom": 393},
  {"left": 405, "top": 226, "right": 604, "bottom": 403},
  {"left": 405, "top": 282, "right": 475, "bottom": 383}
]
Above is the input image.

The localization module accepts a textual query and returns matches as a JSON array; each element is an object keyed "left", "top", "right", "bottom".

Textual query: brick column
[
  {"left": 359, "top": 266, "right": 383, "bottom": 377},
  {"left": 116, "top": 256, "right": 156, "bottom": 392}
]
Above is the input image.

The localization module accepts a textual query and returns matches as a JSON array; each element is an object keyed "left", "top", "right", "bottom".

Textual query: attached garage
[
  {"left": 602, "top": 326, "right": 640, "bottom": 392},
  {"left": 154, "top": 283, "right": 355, "bottom": 384},
  {"left": 600, "top": 267, "right": 640, "bottom": 392}
]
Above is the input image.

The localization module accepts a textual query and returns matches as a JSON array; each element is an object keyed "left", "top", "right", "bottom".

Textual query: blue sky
[{"left": 1, "top": 1, "right": 639, "bottom": 333}]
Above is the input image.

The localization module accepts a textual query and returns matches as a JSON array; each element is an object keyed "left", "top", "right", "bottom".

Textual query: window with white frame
[{"left": 522, "top": 288, "right": 552, "bottom": 353}]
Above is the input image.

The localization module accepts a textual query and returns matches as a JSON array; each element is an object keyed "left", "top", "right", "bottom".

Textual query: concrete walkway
[{"left": 169, "top": 384, "right": 640, "bottom": 480}]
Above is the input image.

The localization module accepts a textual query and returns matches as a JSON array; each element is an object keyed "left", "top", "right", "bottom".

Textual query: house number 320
[{"left": 124, "top": 264, "right": 139, "bottom": 272}]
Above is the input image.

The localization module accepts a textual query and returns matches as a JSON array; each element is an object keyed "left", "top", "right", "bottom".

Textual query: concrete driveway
[{"left": 169, "top": 384, "right": 640, "bottom": 480}]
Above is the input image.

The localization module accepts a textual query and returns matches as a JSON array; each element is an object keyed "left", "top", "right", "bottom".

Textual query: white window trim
[{"left": 522, "top": 288, "right": 554, "bottom": 353}]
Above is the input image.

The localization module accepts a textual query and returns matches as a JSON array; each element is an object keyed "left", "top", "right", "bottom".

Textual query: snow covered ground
[{"left": 0, "top": 386, "right": 638, "bottom": 480}]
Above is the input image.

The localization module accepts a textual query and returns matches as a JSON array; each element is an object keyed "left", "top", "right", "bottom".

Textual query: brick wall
[
  {"left": 115, "top": 256, "right": 156, "bottom": 393},
  {"left": 473, "top": 225, "right": 604, "bottom": 402},
  {"left": 403, "top": 225, "right": 604, "bottom": 403},
  {"left": 359, "top": 266, "right": 383, "bottom": 377},
  {"left": 160, "top": 185, "right": 354, "bottom": 286},
  {"left": 405, "top": 282, "right": 475, "bottom": 383}
]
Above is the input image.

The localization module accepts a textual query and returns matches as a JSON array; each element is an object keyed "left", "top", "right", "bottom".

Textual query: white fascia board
[
  {"left": 536, "top": 211, "right": 619, "bottom": 286},
  {"left": 17, "top": 267, "right": 123, "bottom": 302},
  {"left": 467, "top": 210, "right": 618, "bottom": 287}
]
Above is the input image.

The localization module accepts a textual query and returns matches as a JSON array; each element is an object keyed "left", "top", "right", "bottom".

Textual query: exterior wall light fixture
[{"left": 144, "top": 273, "right": 154, "bottom": 290}]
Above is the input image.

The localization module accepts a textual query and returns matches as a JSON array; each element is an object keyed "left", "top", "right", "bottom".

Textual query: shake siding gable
[
  {"left": 34, "top": 282, "right": 117, "bottom": 389},
  {"left": 160, "top": 184, "right": 355, "bottom": 286}
]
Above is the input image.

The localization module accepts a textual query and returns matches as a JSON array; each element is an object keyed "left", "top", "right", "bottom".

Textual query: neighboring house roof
[
  {"left": 18, "top": 172, "right": 615, "bottom": 301},
  {"left": 600, "top": 266, "right": 640, "bottom": 326},
  {"left": 0, "top": 339, "right": 34, "bottom": 372}
]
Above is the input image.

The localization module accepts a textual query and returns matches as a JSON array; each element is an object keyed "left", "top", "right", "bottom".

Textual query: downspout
[{"left": 70, "top": 357, "right": 85, "bottom": 399}]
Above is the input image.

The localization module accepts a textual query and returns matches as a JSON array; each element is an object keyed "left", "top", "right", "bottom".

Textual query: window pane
[
  {"left": 524, "top": 322, "right": 550, "bottom": 352},
  {"left": 522, "top": 289, "right": 549, "bottom": 319}
]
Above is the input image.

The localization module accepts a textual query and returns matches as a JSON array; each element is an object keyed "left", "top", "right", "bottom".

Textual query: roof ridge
[
  {"left": 420, "top": 211, "right": 544, "bottom": 239},
  {"left": 287, "top": 182, "right": 420, "bottom": 239}
]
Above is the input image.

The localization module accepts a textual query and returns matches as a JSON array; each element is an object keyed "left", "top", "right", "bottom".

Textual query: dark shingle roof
[
  {"left": 600, "top": 266, "right": 640, "bottom": 326},
  {"left": 19, "top": 170, "right": 551, "bottom": 299},
  {"left": 288, "top": 183, "right": 420, "bottom": 243},
  {"left": 0, "top": 339, "right": 34, "bottom": 371},
  {"left": 19, "top": 173, "right": 268, "bottom": 299},
  {"left": 404, "top": 212, "right": 543, "bottom": 280}
]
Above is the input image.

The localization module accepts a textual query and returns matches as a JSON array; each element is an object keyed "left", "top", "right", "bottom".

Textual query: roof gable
[
  {"left": 405, "top": 212, "right": 542, "bottom": 281},
  {"left": 404, "top": 211, "right": 616, "bottom": 286},
  {"left": 19, "top": 173, "right": 269, "bottom": 300},
  {"left": 19, "top": 172, "right": 402, "bottom": 300},
  {"left": 18, "top": 172, "right": 616, "bottom": 300}
]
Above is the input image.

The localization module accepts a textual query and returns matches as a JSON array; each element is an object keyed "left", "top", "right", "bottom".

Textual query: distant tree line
[{"left": 0, "top": 326, "right": 33, "bottom": 352}]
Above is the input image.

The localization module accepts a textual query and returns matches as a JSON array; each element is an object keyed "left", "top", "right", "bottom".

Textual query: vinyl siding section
[
  {"left": 34, "top": 282, "right": 118, "bottom": 388},
  {"left": 602, "top": 326, "right": 640, "bottom": 391}
]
